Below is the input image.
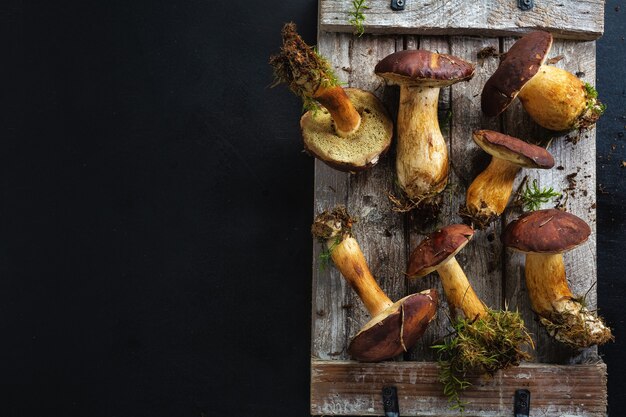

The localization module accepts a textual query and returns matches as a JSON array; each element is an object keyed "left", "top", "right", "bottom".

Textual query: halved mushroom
[
  {"left": 312, "top": 207, "right": 437, "bottom": 362},
  {"left": 462, "top": 130, "right": 555, "bottom": 228},
  {"left": 408, "top": 225, "right": 533, "bottom": 404},
  {"left": 270, "top": 23, "right": 393, "bottom": 172},
  {"left": 375, "top": 50, "right": 474, "bottom": 204},
  {"left": 502, "top": 209, "right": 613, "bottom": 348},
  {"left": 482, "top": 31, "right": 604, "bottom": 131}
]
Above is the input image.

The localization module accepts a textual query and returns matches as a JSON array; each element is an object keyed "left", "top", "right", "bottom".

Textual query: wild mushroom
[
  {"left": 375, "top": 50, "right": 474, "bottom": 204},
  {"left": 462, "top": 130, "right": 555, "bottom": 228},
  {"left": 270, "top": 23, "right": 393, "bottom": 172},
  {"left": 482, "top": 31, "right": 604, "bottom": 131},
  {"left": 502, "top": 209, "right": 613, "bottom": 348},
  {"left": 408, "top": 224, "right": 533, "bottom": 407},
  {"left": 312, "top": 206, "right": 437, "bottom": 362}
]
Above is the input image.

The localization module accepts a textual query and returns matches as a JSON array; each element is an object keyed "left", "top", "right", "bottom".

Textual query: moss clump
[
  {"left": 578, "top": 82, "right": 606, "bottom": 131},
  {"left": 432, "top": 309, "right": 534, "bottom": 411},
  {"left": 269, "top": 23, "right": 340, "bottom": 112}
]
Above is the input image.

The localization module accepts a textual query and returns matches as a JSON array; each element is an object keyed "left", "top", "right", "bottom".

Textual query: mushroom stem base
[
  {"left": 464, "top": 157, "right": 520, "bottom": 228},
  {"left": 525, "top": 253, "right": 612, "bottom": 348},
  {"left": 396, "top": 85, "right": 448, "bottom": 201}
]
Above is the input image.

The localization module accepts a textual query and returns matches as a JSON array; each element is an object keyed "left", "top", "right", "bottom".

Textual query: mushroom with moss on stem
[
  {"left": 312, "top": 206, "right": 438, "bottom": 362},
  {"left": 502, "top": 209, "right": 613, "bottom": 348},
  {"left": 462, "top": 130, "right": 555, "bottom": 228},
  {"left": 374, "top": 50, "right": 474, "bottom": 205},
  {"left": 407, "top": 224, "right": 533, "bottom": 408},
  {"left": 269, "top": 23, "right": 393, "bottom": 172},
  {"left": 482, "top": 31, "right": 605, "bottom": 132}
]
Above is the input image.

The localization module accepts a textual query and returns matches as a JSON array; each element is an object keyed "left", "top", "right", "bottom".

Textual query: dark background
[{"left": 4, "top": 0, "right": 624, "bottom": 416}]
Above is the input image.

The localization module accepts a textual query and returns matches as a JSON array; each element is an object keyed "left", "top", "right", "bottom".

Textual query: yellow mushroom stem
[
  {"left": 525, "top": 252, "right": 613, "bottom": 348},
  {"left": 517, "top": 65, "right": 587, "bottom": 131},
  {"left": 437, "top": 257, "right": 486, "bottom": 321},
  {"left": 396, "top": 85, "right": 448, "bottom": 201},
  {"left": 465, "top": 157, "right": 521, "bottom": 223},
  {"left": 313, "top": 85, "right": 362, "bottom": 137},
  {"left": 328, "top": 236, "right": 393, "bottom": 317}
]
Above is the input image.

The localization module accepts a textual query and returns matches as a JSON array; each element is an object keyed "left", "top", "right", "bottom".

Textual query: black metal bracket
[
  {"left": 514, "top": 389, "right": 531, "bottom": 417},
  {"left": 382, "top": 386, "right": 400, "bottom": 417},
  {"left": 391, "top": 0, "right": 405, "bottom": 11},
  {"left": 518, "top": 0, "right": 534, "bottom": 11}
]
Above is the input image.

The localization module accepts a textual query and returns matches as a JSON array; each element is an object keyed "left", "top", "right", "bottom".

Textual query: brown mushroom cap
[
  {"left": 375, "top": 50, "right": 475, "bottom": 88},
  {"left": 407, "top": 224, "right": 474, "bottom": 278},
  {"left": 481, "top": 31, "right": 553, "bottom": 117},
  {"left": 348, "top": 289, "right": 438, "bottom": 362},
  {"left": 301, "top": 88, "right": 393, "bottom": 172},
  {"left": 502, "top": 209, "right": 591, "bottom": 254},
  {"left": 473, "top": 130, "right": 555, "bottom": 169}
]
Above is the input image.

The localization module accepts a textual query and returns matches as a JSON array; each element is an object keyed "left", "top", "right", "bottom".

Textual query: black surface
[{"left": 4, "top": 1, "right": 624, "bottom": 416}]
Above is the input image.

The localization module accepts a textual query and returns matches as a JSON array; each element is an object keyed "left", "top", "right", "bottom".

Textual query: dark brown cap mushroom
[
  {"left": 481, "top": 31, "right": 553, "bottom": 117},
  {"left": 348, "top": 289, "right": 438, "bottom": 362},
  {"left": 472, "top": 130, "right": 555, "bottom": 169},
  {"left": 502, "top": 209, "right": 591, "bottom": 254},
  {"left": 375, "top": 50, "right": 475, "bottom": 87},
  {"left": 481, "top": 31, "right": 604, "bottom": 131},
  {"left": 375, "top": 51, "right": 474, "bottom": 205},
  {"left": 503, "top": 209, "right": 612, "bottom": 348},
  {"left": 408, "top": 224, "right": 484, "bottom": 321},
  {"left": 407, "top": 224, "right": 474, "bottom": 278},
  {"left": 313, "top": 207, "right": 438, "bottom": 362},
  {"left": 462, "top": 131, "right": 555, "bottom": 228}
]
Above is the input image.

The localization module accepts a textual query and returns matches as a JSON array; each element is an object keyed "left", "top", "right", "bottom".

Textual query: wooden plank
[
  {"left": 449, "top": 36, "right": 503, "bottom": 310},
  {"left": 311, "top": 360, "right": 607, "bottom": 416},
  {"left": 319, "top": 0, "right": 604, "bottom": 40},
  {"left": 502, "top": 39, "right": 599, "bottom": 364},
  {"left": 311, "top": 32, "right": 353, "bottom": 360},
  {"left": 342, "top": 35, "right": 406, "bottom": 343}
]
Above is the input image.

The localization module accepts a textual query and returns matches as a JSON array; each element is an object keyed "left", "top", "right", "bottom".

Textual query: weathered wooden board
[
  {"left": 311, "top": 360, "right": 607, "bottom": 416},
  {"left": 311, "top": 19, "right": 603, "bottom": 417},
  {"left": 319, "top": 0, "right": 604, "bottom": 40}
]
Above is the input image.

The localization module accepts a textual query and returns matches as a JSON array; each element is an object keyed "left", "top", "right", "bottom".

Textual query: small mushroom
[
  {"left": 482, "top": 31, "right": 604, "bottom": 131},
  {"left": 408, "top": 224, "right": 532, "bottom": 405},
  {"left": 375, "top": 50, "right": 474, "bottom": 203},
  {"left": 270, "top": 23, "right": 393, "bottom": 172},
  {"left": 462, "top": 130, "right": 555, "bottom": 228},
  {"left": 312, "top": 207, "right": 437, "bottom": 362},
  {"left": 502, "top": 209, "right": 613, "bottom": 348},
  {"left": 407, "top": 224, "right": 485, "bottom": 320}
]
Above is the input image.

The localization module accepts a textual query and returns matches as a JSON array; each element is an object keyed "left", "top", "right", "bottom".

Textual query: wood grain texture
[
  {"left": 311, "top": 360, "right": 607, "bottom": 416},
  {"left": 501, "top": 39, "right": 599, "bottom": 364},
  {"left": 342, "top": 35, "right": 405, "bottom": 343},
  {"left": 312, "top": 32, "right": 352, "bottom": 360},
  {"left": 319, "top": 0, "right": 604, "bottom": 40}
]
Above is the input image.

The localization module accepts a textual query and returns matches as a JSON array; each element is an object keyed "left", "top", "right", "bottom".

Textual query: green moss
[
  {"left": 348, "top": 0, "right": 369, "bottom": 37},
  {"left": 269, "top": 23, "right": 340, "bottom": 110},
  {"left": 432, "top": 309, "right": 533, "bottom": 411}
]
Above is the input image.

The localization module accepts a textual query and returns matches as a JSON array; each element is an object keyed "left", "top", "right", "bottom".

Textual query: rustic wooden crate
[{"left": 311, "top": 1, "right": 606, "bottom": 415}]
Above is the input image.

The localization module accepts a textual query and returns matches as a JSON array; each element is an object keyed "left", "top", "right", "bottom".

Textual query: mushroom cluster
[
  {"left": 270, "top": 23, "right": 393, "bottom": 172},
  {"left": 272, "top": 23, "right": 611, "bottom": 409}
]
